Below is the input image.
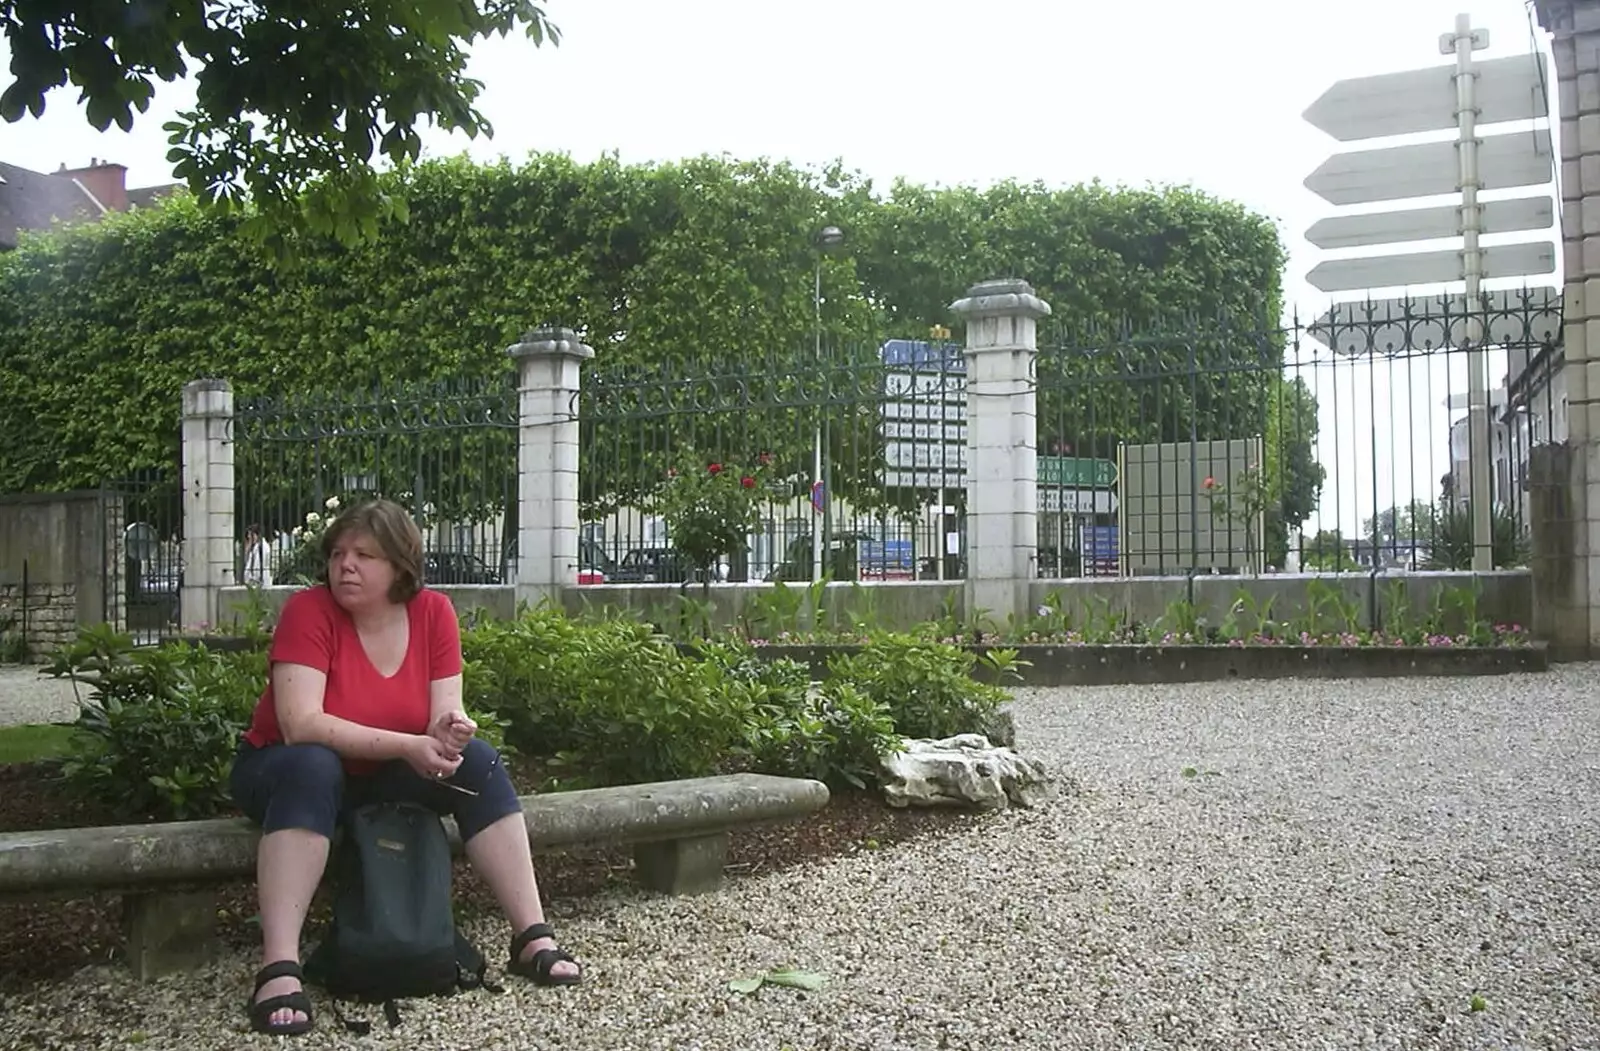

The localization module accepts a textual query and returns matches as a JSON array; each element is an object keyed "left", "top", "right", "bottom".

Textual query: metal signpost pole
[{"left": 1447, "top": 13, "right": 1495, "bottom": 570}]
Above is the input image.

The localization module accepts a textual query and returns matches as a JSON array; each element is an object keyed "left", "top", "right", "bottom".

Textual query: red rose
[
  {"left": 708, "top": 463, "right": 722, "bottom": 474},
  {"left": 758, "top": 452, "right": 773, "bottom": 466},
  {"left": 740, "top": 476, "right": 755, "bottom": 489}
]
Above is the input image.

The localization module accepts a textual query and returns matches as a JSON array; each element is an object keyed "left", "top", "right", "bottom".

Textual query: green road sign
[{"left": 1038, "top": 456, "right": 1117, "bottom": 488}]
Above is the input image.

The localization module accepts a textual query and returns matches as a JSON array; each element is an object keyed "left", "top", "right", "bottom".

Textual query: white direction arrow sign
[
  {"left": 1304, "top": 53, "right": 1548, "bottom": 141},
  {"left": 1305, "top": 129, "right": 1552, "bottom": 206},
  {"left": 1306, "top": 240, "right": 1555, "bottom": 293},
  {"left": 1306, "top": 287, "right": 1563, "bottom": 355},
  {"left": 1305, "top": 195, "right": 1553, "bottom": 249}
]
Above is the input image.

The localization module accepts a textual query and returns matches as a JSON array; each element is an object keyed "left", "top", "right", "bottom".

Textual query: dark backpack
[{"left": 304, "top": 801, "right": 499, "bottom": 1033}]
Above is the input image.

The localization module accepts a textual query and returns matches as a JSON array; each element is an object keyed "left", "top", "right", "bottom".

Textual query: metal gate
[{"left": 101, "top": 468, "right": 184, "bottom": 644}]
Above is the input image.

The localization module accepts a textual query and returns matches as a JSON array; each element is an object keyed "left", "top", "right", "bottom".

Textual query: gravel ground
[
  {"left": 0, "top": 666, "right": 77, "bottom": 728},
  {"left": 5, "top": 665, "right": 1600, "bottom": 1050}
]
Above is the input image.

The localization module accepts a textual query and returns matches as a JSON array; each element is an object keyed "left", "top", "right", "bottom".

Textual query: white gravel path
[
  {"left": 0, "top": 665, "right": 78, "bottom": 728},
  {"left": 3, "top": 664, "right": 1600, "bottom": 1050}
]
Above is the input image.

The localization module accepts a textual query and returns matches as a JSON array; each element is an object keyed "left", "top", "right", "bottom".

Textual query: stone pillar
[
  {"left": 509, "top": 327, "right": 593, "bottom": 606},
  {"left": 179, "top": 379, "right": 235, "bottom": 632},
  {"left": 1535, "top": 0, "right": 1600, "bottom": 655},
  {"left": 949, "top": 279, "right": 1051, "bottom": 626}
]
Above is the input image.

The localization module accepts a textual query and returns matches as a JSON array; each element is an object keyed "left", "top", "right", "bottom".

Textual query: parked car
[
  {"left": 579, "top": 537, "right": 614, "bottom": 585},
  {"left": 767, "top": 532, "right": 876, "bottom": 582},
  {"left": 608, "top": 547, "right": 694, "bottom": 584},
  {"left": 423, "top": 551, "right": 501, "bottom": 585}
]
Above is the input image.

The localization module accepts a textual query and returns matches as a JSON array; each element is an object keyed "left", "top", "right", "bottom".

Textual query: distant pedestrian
[{"left": 244, "top": 524, "right": 274, "bottom": 588}]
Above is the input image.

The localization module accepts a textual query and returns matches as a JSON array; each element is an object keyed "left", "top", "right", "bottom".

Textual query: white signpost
[
  {"left": 1306, "top": 241, "right": 1555, "bottom": 294},
  {"left": 1305, "top": 195, "right": 1553, "bottom": 250},
  {"left": 1301, "top": 14, "right": 1555, "bottom": 572}
]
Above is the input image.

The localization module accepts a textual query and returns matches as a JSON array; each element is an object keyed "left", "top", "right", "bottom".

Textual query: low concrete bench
[{"left": 0, "top": 772, "right": 828, "bottom": 979}]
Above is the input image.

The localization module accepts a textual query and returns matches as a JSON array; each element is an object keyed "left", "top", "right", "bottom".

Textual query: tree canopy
[{"left": 1, "top": 0, "right": 559, "bottom": 247}]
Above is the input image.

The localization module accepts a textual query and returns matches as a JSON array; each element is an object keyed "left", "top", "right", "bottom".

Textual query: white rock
[{"left": 879, "top": 733, "right": 1055, "bottom": 810}]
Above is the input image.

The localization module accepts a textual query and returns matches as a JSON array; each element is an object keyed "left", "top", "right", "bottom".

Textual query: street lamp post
[{"left": 813, "top": 225, "right": 844, "bottom": 583}]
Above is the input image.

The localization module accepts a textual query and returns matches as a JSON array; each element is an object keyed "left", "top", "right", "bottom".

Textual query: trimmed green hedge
[{"left": 0, "top": 155, "right": 1290, "bottom": 491}]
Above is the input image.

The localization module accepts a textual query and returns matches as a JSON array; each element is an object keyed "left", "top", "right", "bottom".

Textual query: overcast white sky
[{"left": 0, "top": 0, "right": 1561, "bottom": 540}]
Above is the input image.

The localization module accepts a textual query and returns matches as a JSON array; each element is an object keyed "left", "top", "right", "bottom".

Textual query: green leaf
[
  {"left": 727, "top": 977, "right": 763, "bottom": 994},
  {"left": 764, "top": 968, "right": 828, "bottom": 991}
]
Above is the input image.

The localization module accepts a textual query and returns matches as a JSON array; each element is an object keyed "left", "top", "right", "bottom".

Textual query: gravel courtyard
[{"left": 3, "top": 664, "right": 1599, "bottom": 1050}]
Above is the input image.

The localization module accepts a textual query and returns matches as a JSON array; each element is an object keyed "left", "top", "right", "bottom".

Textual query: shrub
[
  {"left": 693, "top": 638, "right": 901, "bottom": 790},
  {"left": 46, "top": 626, "right": 262, "bottom": 820},
  {"left": 46, "top": 618, "right": 510, "bottom": 821},
  {"left": 825, "top": 633, "right": 1010, "bottom": 741},
  {"left": 462, "top": 609, "right": 753, "bottom": 788}
]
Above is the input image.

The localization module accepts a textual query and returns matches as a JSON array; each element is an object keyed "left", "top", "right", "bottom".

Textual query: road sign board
[
  {"left": 883, "top": 470, "right": 965, "bottom": 490},
  {"left": 884, "top": 371, "right": 965, "bottom": 399},
  {"left": 1306, "top": 286, "right": 1563, "bottom": 355},
  {"left": 1304, "top": 195, "right": 1553, "bottom": 250},
  {"left": 883, "top": 400, "right": 964, "bottom": 423},
  {"left": 885, "top": 443, "right": 967, "bottom": 471},
  {"left": 1039, "top": 488, "right": 1118, "bottom": 515},
  {"left": 1306, "top": 240, "right": 1556, "bottom": 293},
  {"left": 1303, "top": 53, "right": 1548, "bottom": 141},
  {"left": 881, "top": 421, "right": 963, "bottom": 442},
  {"left": 881, "top": 338, "right": 965, "bottom": 372},
  {"left": 1304, "top": 129, "right": 1552, "bottom": 207},
  {"left": 1038, "top": 456, "right": 1118, "bottom": 488}
]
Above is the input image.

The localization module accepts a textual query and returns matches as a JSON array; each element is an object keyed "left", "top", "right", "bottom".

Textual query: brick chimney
[{"left": 54, "top": 157, "right": 129, "bottom": 213}]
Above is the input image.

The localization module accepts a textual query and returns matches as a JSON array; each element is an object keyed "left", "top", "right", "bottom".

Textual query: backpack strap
[
  {"left": 327, "top": 999, "right": 372, "bottom": 1037},
  {"left": 455, "top": 927, "right": 504, "bottom": 995}
]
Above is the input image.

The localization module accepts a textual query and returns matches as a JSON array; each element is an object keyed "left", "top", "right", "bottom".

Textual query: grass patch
[{"left": 0, "top": 723, "right": 79, "bottom": 765}]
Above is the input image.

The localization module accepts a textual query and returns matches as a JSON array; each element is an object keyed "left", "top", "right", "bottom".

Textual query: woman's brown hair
[{"left": 318, "top": 499, "right": 425, "bottom": 603}]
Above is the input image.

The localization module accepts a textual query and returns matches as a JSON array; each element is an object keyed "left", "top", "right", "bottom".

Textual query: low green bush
[
  {"left": 44, "top": 623, "right": 509, "bottom": 821},
  {"left": 824, "top": 633, "right": 1011, "bottom": 741},
  {"left": 46, "top": 625, "right": 264, "bottom": 819},
  {"left": 463, "top": 609, "right": 754, "bottom": 788},
  {"left": 693, "top": 638, "right": 901, "bottom": 790},
  {"left": 30, "top": 602, "right": 1020, "bottom": 821}
]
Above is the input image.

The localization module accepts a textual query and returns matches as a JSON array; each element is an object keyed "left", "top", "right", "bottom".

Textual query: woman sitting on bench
[{"left": 229, "top": 498, "right": 582, "bottom": 1037}]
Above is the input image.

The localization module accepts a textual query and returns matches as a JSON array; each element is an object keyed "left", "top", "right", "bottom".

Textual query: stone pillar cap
[
  {"left": 508, "top": 325, "right": 595, "bottom": 360},
  {"left": 182, "top": 377, "right": 233, "bottom": 417},
  {"left": 949, "top": 279, "right": 1052, "bottom": 321}
]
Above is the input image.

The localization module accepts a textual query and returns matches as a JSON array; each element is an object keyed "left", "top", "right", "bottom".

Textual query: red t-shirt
[{"left": 243, "top": 585, "right": 464, "bottom": 770}]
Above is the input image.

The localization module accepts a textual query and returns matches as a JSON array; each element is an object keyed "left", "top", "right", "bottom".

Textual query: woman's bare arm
[{"left": 274, "top": 661, "right": 418, "bottom": 761}]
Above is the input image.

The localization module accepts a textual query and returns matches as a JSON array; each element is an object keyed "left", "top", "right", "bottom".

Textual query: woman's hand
[
  {"left": 429, "top": 709, "right": 477, "bottom": 758},
  {"left": 405, "top": 734, "right": 466, "bottom": 780}
]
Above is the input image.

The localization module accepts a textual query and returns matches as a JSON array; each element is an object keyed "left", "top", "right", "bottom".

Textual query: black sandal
[
  {"left": 246, "top": 960, "right": 315, "bottom": 1036},
  {"left": 508, "top": 923, "right": 583, "bottom": 986}
]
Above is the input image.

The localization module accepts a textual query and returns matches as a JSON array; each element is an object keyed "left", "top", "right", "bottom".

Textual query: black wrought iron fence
[
  {"left": 232, "top": 377, "right": 519, "bottom": 587},
  {"left": 577, "top": 340, "right": 965, "bottom": 583},
  {"left": 1036, "top": 288, "right": 1562, "bottom": 577}
]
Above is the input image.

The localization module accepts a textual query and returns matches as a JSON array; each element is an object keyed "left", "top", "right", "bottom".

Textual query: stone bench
[{"left": 0, "top": 772, "right": 829, "bottom": 979}]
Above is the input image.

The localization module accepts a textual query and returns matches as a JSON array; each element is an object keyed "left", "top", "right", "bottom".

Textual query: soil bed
[{"left": 0, "top": 758, "right": 979, "bottom": 991}]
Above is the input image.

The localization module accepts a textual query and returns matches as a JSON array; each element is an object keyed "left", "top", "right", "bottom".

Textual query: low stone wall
[
  {"left": 217, "top": 570, "right": 1534, "bottom": 644},
  {"left": 217, "top": 583, "right": 515, "bottom": 626},
  {"left": 560, "top": 571, "right": 1533, "bottom": 636},
  {"left": 752, "top": 641, "right": 1549, "bottom": 686},
  {"left": 0, "top": 580, "right": 77, "bottom": 655},
  {"left": 1028, "top": 570, "right": 1533, "bottom": 636},
  {"left": 0, "top": 491, "right": 121, "bottom": 659}
]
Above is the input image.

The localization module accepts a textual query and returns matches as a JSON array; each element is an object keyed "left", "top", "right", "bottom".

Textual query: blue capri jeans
[{"left": 229, "top": 736, "right": 522, "bottom": 842}]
